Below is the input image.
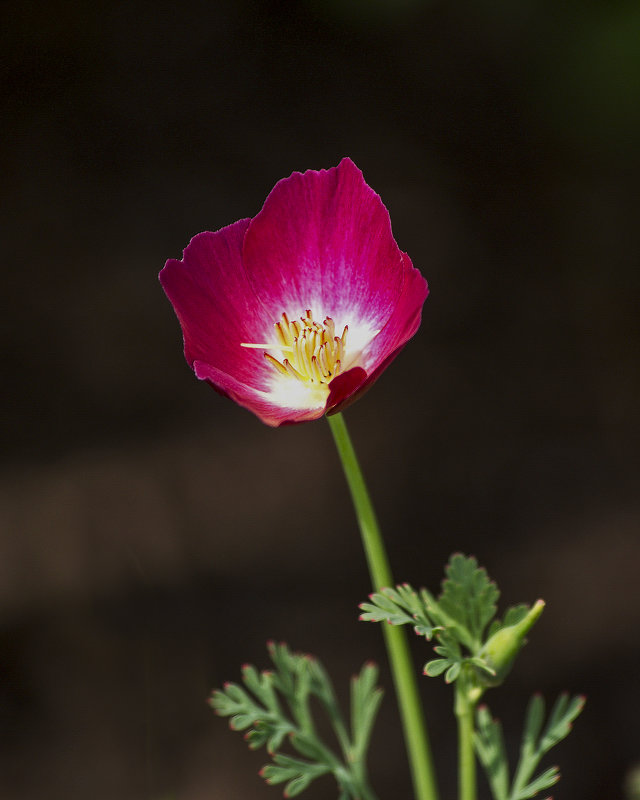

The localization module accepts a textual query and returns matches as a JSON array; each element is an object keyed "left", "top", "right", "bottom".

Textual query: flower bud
[{"left": 478, "top": 600, "right": 545, "bottom": 687}]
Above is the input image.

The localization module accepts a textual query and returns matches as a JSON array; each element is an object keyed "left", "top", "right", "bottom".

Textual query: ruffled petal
[
  {"left": 159, "top": 220, "right": 274, "bottom": 390},
  {"left": 193, "top": 361, "right": 326, "bottom": 426},
  {"left": 361, "top": 252, "right": 429, "bottom": 372},
  {"left": 242, "top": 158, "right": 405, "bottom": 338},
  {"left": 159, "top": 161, "right": 429, "bottom": 426},
  {"left": 326, "top": 253, "right": 429, "bottom": 414}
]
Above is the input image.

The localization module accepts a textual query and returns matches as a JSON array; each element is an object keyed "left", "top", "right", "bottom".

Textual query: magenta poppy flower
[{"left": 160, "top": 158, "right": 429, "bottom": 426}]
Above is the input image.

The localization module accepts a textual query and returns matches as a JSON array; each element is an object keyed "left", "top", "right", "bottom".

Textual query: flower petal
[
  {"left": 242, "top": 158, "right": 405, "bottom": 337},
  {"left": 193, "top": 360, "right": 326, "bottom": 426},
  {"left": 159, "top": 220, "right": 273, "bottom": 390},
  {"left": 159, "top": 161, "right": 429, "bottom": 426},
  {"left": 326, "top": 253, "right": 429, "bottom": 414},
  {"left": 325, "top": 366, "right": 368, "bottom": 414},
  {"left": 362, "top": 252, "right": 429, "bottom": 370}
]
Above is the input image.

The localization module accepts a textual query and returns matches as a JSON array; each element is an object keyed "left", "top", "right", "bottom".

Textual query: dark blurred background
[{"left": 2, "top": 0, "right": 639, "bottom": 798}]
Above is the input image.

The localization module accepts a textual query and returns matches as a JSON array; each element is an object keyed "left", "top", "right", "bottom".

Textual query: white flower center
[{"left": 241, "top": 310, "right": 348, "bottom": 385}]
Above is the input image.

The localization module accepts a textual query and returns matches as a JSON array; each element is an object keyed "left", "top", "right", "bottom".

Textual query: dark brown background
[{"left": 2, "top": 1, "right": 639, "bottom": 798}]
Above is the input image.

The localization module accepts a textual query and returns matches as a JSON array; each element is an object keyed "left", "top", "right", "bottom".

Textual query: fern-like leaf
[
  {"left": 260, "top": 753, "right": 332, "bottom": 798},
  {"left": 476, "top": 694, "right": 585, "bottom": 800},
  {"left": 434, "top": 553, "right": 499, "bottom": 649},
  {"left": 211, "top": 643, "right": 383, "bottom": 799},
  {"left": 474, "top": 706, "right": 509, "bottom": 800},
  {"left": 359, "top": 584, "right": 438, "bottom": 639}
]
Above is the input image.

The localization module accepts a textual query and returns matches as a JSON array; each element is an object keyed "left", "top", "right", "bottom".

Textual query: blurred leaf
[
  {"left": 424, "top": 658, "right": 450, "bottom": 677},
  {"left": 474, "top": 706, "right": 509, "bottom": 800},
  {"left": 476, "top": 694, "right": 585, "bottom": 800},
  {"left": 261, "top": 753, "right": 332, "bottom": 797},
  {"left": 351, "top": 662, "right": 384, "bottom": 759},
  {"left": 211, "top": 643, "right": 382, "bottom": 798}
]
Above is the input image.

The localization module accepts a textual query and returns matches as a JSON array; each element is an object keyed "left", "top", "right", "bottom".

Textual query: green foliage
[
  {"left": 358, "top": 554, "right": 582, "bottom": 800},
  {"left": 423, "top": 628, "right": 494, "bottom": 685},
  {"left": 359, "top": 554, "right": 536, "bottom": 692},
  {"left": 359, "top": 583, "right": 438, "bottom": 638},
  {"left": 210, "top": 641, "right": 383, "bottom": 799},
  {"left": 260, "top": 755, "right": 332, "bottom": 798},
  {"left": 475, "top": 694, "right": 586, "bottom": 800},
  {"left": 436, "top": 553, "right": 499, "bottom": 649}
]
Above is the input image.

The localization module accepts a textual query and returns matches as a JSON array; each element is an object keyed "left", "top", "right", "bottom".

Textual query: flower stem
[
  {"left": 327, "top": 412, "right": 439, "bottom": 800},
  {"left": 454, "top": 679, "right": 477, "bottom": 800}
]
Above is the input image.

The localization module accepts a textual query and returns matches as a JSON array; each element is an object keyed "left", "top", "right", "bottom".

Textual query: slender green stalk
[
  {"left": 350, "top": 763, "right": 380, "bottom": 800},
  {"left": 327, "top": 412, "right": 439, "bottom": 800},
  {"left": 454, "top": 679, "right": 477, "bottom": 800}
]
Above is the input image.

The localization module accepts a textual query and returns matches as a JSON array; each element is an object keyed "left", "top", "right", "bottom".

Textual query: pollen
[{"left": 241, "top": 310, "right": 348, "bottom": 384}]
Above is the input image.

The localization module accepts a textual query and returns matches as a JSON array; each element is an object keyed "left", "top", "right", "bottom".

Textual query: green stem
[
  {"left": 359, "top": 777, "right": 380, "bottom": 800},
  {"left": 350, "top": 761, "right": 380, "bottom": 800},
  {"left": 327, "top": 412, "right": 439, "bottom": 800},
  {"left": 454, "top": 680, "right": 477, "bottom": 800}
]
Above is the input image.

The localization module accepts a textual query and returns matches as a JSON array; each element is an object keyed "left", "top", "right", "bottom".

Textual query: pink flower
[{"left": 160, "top": 158, "right": 429, "bottom": 426}]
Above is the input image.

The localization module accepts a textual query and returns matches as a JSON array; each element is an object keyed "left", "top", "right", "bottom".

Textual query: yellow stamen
[
  {"left": 264, "top": 352, "right": 289, "bottom": 375},
  {"left": 324, "top": 317, "right": 335, "bottom": 340},
  {"left": 240, "top": 310, "right": 349, "bottom": 385},
  {"left": 241, "top": 342, "right": 293, "bottom": 351},
  {"left": 283, "top": 359, "right": 304, "bottom": 380},
  {"left": 274, "top": 322, "right": 287, "bottom": 347}
]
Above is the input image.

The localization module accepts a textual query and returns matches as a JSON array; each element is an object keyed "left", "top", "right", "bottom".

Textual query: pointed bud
[{"left": 478, "top": 600, "right": 545, "bottom": 687}]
